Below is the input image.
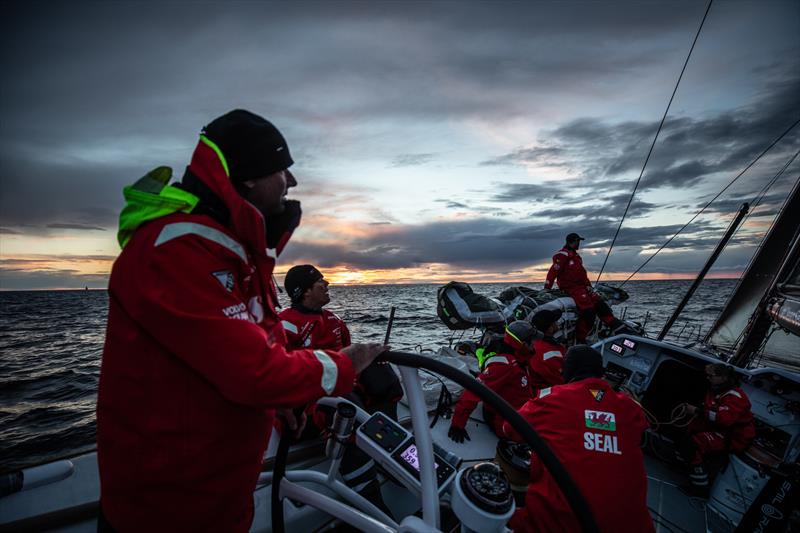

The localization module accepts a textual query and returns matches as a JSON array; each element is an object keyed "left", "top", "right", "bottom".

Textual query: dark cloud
[
  {"left": 484, "top": 69, "right": 800, "bottom": 192},
  {"left": 533, "top": 196, "right": 657, "bottom": 222},
  {"left": 46, "top": 223, "right": 106, "bottom": 231},
  {"left": 435, "top": 200, "right": 470, "bottom": 209},
  {"left": 492, "top": 182, "right": 569, "bottom": 202},
  {"left": 0, "top": 228, "right": 22, "bottom": 235},
  {"left": 0, "top": 268, "right": 109, "bottom": 290},
  {"left": 281, "top": 214, "right": 739, "bottom": 275}
]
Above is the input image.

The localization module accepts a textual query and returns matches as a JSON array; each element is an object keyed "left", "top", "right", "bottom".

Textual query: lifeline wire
[
  {"left": 619, "top": 116, "right": 800, "bottom": 287},
  {"left": 595, "top": 0, "right": 714, "bottom": 284}
]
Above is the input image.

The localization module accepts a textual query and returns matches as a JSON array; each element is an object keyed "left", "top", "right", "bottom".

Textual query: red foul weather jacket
[
  {"left": 451, "top": 352, "right": 535, "bottom": 436},
  {"left": 503, "top": 378, "right": 654, "bottom": 533},
  {"left": 279, "top": 305, "right": 351, "bottom": 350},
  {"left": 528, "top": 337, "right": 566, "bottom": 390},
  {"left": 97, "top": 139, "right": 355, "bottom": 532},
  {"left": 544, "top": 247, "right": 590, "bottom": 293},
  {"left": 690, "top": 387, "right": 756, "bottom": 453}
]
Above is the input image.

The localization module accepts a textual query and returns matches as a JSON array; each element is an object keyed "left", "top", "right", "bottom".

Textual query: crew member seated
[
  {"left": 543, "top": 232, "right": 629, "bottom": 343},
  {"left": 448, "top": 320, "right": 538, "bottom": 443},
  {"left": 679, "top": 363, "right": 755, "bottom": 496},
  {"left": 280, "top": 264, "right": 403, "bottom": 418},
  {"left": 529, "top": 309, "right": 566, "bottom": 389},
  {"left": 279, "top": 265, "right": 401, "bottom": 514},
  {"left": 502, "top": 346, "right": 654, "bottom": 533}
]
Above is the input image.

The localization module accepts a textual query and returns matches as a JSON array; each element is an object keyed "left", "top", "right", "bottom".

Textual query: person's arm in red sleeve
[
  {"left": 451, "top": 387, "right": 482, "bottom": 428},
  {"left": 452, "top": 362, "right": 512, "bottom": 427},
  {"left": 128, "top": 235, "right": 355, "bottom": 409},
  {"left": 543, "top": 254, "right": 563, "bottom": 290}
]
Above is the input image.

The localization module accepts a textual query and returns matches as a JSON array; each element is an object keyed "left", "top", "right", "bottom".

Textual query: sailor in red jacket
[
  {"left": 502, "top": 346, "right": 654, "bottom": 533},
  {"left": 543, "top": 232, "right": 626, "bottom": 343},
  {"left": 448, "top": 320, "right": 539, "bottom": 442},
  {"left": 280, "top": 264, "right": 403, "bottom": 416},
  {"left": 529, "top": 309, "right": 567, "bottom": 389},
  {"left": 278, "top": 265, "right": 400, "bottom": 513},
  {"left": 680, "top": 363, "right": 755, "bottom": 495},
  {"left": 280, "top": 265, "right": 351, "bottom": 350},
  {"left": 97, "top": 110, "right": 385, "bottom": 532}
]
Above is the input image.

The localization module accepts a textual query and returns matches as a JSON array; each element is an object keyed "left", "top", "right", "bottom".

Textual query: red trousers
[
  {"left": 689, "top": 431, "right": 727, "bottom": 465},
  {"left": 566, "top": 287, "right": 614, "bottom": 343}
]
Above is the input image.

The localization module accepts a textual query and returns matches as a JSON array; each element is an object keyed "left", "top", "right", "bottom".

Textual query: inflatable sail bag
[{"left": 437, "top": 282, "right": 511, "bottom": 330}]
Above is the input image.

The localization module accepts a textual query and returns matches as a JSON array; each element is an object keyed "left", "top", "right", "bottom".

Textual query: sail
[{"left": 705, "top": 177, "right": 800, "bottom": 363}]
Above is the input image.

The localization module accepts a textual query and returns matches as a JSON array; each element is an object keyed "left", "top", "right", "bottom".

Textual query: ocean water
[{"left": 0, "top": 279, "right": 789, "bottom": 472}]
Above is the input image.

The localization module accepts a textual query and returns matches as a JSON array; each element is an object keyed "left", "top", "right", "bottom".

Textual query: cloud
[
  {"left": 435, "top": 200, "right": 470, "bottom": 209},
  {"left": 391, "top": 153, "right": 436, "bottom": 167},
  {"left": 481, "top": 69, "right": 800, "bottom": 193},
  {"left": 1, "top": 1, "right": 796, "bottom": 288},
  {"left": 491, "top": 182, "right": 569, "bottom": 202},
  {"left": 46, "top": 223, "right": 107, "bottom": 231},
  {"left": 281, "top": 214, "right": 738, "bottom": 276}
]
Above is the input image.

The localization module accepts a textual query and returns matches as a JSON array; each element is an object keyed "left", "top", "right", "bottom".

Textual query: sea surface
[{"left": 0, "top": 279, "right": 795, "bottom": 472}]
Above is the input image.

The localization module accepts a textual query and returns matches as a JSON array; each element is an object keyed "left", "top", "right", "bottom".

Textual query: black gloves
[
  {"left": 448, "top": 426, "right": 470, "bottom": 444},
  {"left": 265, "top": 200, "right": 302, "bottom": 255}
]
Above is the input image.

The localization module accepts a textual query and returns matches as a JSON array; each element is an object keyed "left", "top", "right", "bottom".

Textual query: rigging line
[
  {"left": 748, "top": 149, "right": 799, "bottom": 215},
  {"left": 595, "top": 0, "right": 715, "bottom": 284},
  {"left": 732, "top": 149, "right": 800, "bottom": 250},
  {"left": 619, "top": 116, "right": 800, "bottom": 287}
]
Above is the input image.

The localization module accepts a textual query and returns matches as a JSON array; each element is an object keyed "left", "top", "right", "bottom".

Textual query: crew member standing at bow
[
  {"left": 543, "top": 232, "right": 627, "bottom": 343},
  {"left": 680, "top": 363, "right": 755, "bottom": 496},
  {"left": 448, "top": 321, "right": 539, "bottom": 442}
]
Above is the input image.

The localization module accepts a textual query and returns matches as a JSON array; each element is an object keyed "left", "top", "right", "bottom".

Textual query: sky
[{"left": 1, "top": 0, "right": 799, "bottom": 290}]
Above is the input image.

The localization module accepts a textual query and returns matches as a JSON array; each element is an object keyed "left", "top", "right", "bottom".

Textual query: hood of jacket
[{"left": 117, "top": 136, "right": 275, "bottom": 260}]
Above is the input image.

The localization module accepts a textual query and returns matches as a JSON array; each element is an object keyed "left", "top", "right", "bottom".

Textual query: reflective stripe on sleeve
[
  {"left": 314, "top": 350, "right": 338, "bottom": 395},
  {"left": 539, "top": 387, "right": 551, "bottom": 398},
  {"left": 155, "top": 222, "right": 247, "bottom": 263},
  {"left": 484, "top": 355, "right": 509, "bottom": 367},
  {"left": 542, "top": 350, "right": 563, "bottom": 361},
  {"left": 281, "top": 321, "right": 298, "bottom": 334}
]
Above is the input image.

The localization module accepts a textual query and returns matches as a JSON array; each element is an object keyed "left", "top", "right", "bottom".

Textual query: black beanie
[
  {"left": 201, "top": 109, "right": 294, "bottom": 182},
  {"left": 532, "top": 309, "right": 562, "bottom": 331},
  {"left": 562, "top": 345, "right": 604, "bottom": 383},
  {"left": 284, "top": 265, "right": 323, "bottom": 302}
]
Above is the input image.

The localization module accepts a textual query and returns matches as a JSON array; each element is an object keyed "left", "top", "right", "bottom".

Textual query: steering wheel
[{"left": 271, "top": 351, "right": 598, "bottom": 533}]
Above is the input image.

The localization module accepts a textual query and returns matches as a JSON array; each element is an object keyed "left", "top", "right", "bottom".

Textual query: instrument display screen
[
  {"left": 610, "top": 343, "right": 624, "bottom": 355},
  {"left": 622, "top": 338, "right": 637, "bottom": 350},
  {"left": 399, "top": 443, "right": 439, "bottom": 472}
]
